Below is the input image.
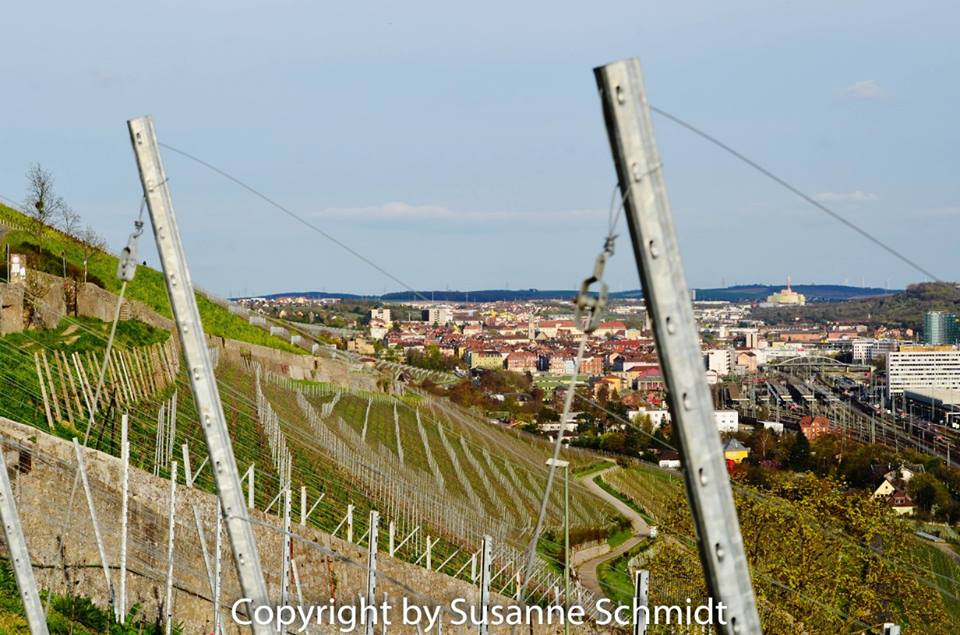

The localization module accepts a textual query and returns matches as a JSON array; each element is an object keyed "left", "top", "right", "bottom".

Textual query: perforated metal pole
[
  {"left": 594, "top": 58, "right": 761, "bottom": 634},
  {"left": 365, "top": 510, "right": 379, "bottom": 635},
  {"left": 0, "top": 445, "right": 49, "bottom": 635},
  {"left": 478, "top": 535, "right": 492, "bottom": 635},
  {"left": 280, "top": 487, "right": 291, "bottom": 606},
  {"left": 633, "top": 570, "right": 649, "bottom": 635},
  {"left": 127, "top": 116, "right": 271, "bottom": 634},
  {"left": 119, "top": 414, "right": 129, "bottom": 623},
  {"left": 164, "top": 461, "right": 178, "bottom": 635}
]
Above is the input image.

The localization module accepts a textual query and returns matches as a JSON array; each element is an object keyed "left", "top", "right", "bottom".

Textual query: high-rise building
[
  {"left": 924, "top": 311, "right": 959, "bottom": 345},
  {"left": 887, "top": 345, "right": 960, "bottom": 397}
]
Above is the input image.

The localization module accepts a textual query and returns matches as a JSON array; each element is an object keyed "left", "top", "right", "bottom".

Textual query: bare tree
[
  {"left": 61, "top": 206, "right": 82, "bottom": 238},
  {"left": 23, "top": 163, "right": 68, "bottom": 254},
  {"left": 78, "top": 225, "right": 106, "bottom": 284}
]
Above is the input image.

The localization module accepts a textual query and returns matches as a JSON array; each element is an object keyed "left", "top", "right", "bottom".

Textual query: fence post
[
  {"left": 300, "top": 486, "right": 307, "bottom": 526},
  {"left": 281, "top": 487, "right": 292, "bottom": 606},
  {"left": 118, "top": 414, "right": 130, "bottom": 623},
  {"left": 73, "top": 438, "right": 115, "bottom": 612},
  {"left": 365, "top": 510, "right": 380, "bottom": 635},
  {"left": 0, "top": 445, "right": 50, "bottom": 635},
  {"left": 594, "top": 58, "right": 761, "bottom": 634},
  {"left": 347, "top": 504, "right": 354, "bottom": 543},
  {"left": 181, "top": 442, "right": 192, "bottom": 487},
  {"left": 214, "top": 500, "right": 223, "bottom": 635},
  {"left": 633, "top": 569, "right": 649, "bottom": 635},
  {"left": 478, "top": 535, "right": 492, "bottom": 635},
  {"left": 164, "top": 461, "right": 178, "bottom": 635},
  {"left": 389, "top": 521, "right": 395, "bottom": 557}
]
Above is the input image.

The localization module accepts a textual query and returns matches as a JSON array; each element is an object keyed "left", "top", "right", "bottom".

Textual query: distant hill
[
  {"left": 250, "top": 290, "right": 369, "bottom": 301},
  {"left": 693, "top": 284, "right": 895, "bottom": 302},
  {"left": 248, "top": 285, "right": 891, "bottom": 303},
  {"left": 751, "top": 282, "right": 960, "bottom": 328}
]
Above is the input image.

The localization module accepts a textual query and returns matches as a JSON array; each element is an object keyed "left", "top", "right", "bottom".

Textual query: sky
[{"left": 1, "top": 1, "right": 957, "bottom": 297}]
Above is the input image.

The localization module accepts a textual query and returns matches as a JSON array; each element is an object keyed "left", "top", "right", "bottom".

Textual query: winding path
[{"left": 575, "top": 467, "right": 650, "bottom": 598}]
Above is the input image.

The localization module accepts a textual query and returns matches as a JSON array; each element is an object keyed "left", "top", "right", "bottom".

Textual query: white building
[
  {"left": 714, "top": 410, "right": 740, "bottom": 432},
  {"left": 423, "top": 307, "right": 453, "bottom": 325},
  {"left": 852, "top": 338, "right": 898, "bottom": 363},
  {"left": 370, "top": 307, "right": 391, "bottom": 323},
  {"left": 887, "top": 347, "right": 960, "bottom": 397},
  {"left": 704, "top": 349, "right": 734, "bottom": 375},
  {"left": 632, "top": 408, "right": 738, "bottom": 432}
]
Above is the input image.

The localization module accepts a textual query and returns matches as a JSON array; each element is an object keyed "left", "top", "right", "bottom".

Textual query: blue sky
[{"left": 1, "top": 1, "right": 956, "bottom": 296}]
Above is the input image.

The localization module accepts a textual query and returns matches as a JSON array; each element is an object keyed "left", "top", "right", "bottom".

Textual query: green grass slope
[{"left": 0, "top": 202, "right": 301, "bottom": 353}]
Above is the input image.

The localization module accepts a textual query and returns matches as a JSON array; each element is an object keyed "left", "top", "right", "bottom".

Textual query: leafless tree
[
  {"left": 61, "top": 206, "right": 82, "bottom": 238},
  {"left": 78, "top": 225, "right": 106, "bottom": 284},
  {"left": 23, "top": 163, "right": 68, "bottom": 254}
]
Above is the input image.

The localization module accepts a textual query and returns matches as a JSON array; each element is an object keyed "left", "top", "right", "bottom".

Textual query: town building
[
  {"left": 723, "top": 438, "right": 750, "bottom": 463},
  {"left": 799, "top": 415, "right": 831, "bottom": 440},
  {"left": 851, "top": 338, "right": 898, "bottom": 363},
  {"left": 886, "top": 346, "right": 960, "bottom": 397},
  {"left": 924, "top": 311, "right": 959, "bottom": 345},
  {"left": 370, "top": 307, "right": 392, "bottom": 323},
  {"left": 422, "top": 307, "right": 453, "bottom": 325},
  {"left": 704, "top": 348, "right": 734, "bottom": 375}
]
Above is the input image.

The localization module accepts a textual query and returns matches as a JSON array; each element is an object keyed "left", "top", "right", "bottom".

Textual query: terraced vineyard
[{"left": 600, "top": 462, "right": 684, "bottom": 523}]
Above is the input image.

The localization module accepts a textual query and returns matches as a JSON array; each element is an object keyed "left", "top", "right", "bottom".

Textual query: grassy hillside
[{"left": 0, "top": 202, "right": 302, "bottom": 353}]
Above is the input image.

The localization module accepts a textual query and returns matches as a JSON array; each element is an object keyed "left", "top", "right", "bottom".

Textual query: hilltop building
[{"left": 765, "top": 277, "right": 806, "bottom": 306}]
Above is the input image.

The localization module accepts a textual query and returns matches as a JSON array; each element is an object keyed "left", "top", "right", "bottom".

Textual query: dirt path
[{"left": 575, "top": 467, "right": 650, "bottom": 598}]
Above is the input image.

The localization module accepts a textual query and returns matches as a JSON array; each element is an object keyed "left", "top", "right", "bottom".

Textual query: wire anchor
[
  {"left": 574, "top": 234, "right": 616, "bottom": 334},
  {"left": 117, "top": 200, "right": 145, "bottom": 282}
]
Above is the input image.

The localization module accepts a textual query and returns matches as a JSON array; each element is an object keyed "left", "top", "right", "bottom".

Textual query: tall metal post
[
  {"left": 73, "top": 439, "right": 115, "bottom": 612},
  {"left": 127, "top": 116, "right": 271, "bottom": 633},
  {"left": 119, "top": 414, "right": 130, "bottom": 623},
  {"left": 280, "top": 487, "right": 291, "bottom": 606},
  {"left": 478, "top": 535, "right": 492, "bottom": 635},
  {"left": 214, "top": 499, "right": 223, "bottom": 635},
  {"left": 365, "top": 510, "right": 380, "bottom": 635},
  {"left": 0, "top": 445, "right": 50, "bottom": 635},
  {"left": 164, "top": 461, "right": 178, "bottom": 635},
  {"left": 563, "top": 464, "right": 569, "bottom": 635},
  {"left": 594, "top": 58, "right": 761, "bottom": 634},
  {"left": 633, "top": 570, "right": 649, "bottom": 635}
]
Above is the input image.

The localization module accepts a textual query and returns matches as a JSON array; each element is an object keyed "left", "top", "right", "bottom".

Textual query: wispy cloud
[
  {"left": 315, "top": 201, "right": 603, "bottom": 222},
  {"left": 814, "top": 190, "right": 879, "bottom": 203},
  {"left": 845, "top": 79, "right": 884, "bottom": 99}
]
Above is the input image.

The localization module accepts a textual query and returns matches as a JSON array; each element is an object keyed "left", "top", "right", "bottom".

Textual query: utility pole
[
  {"left": 594, "top": 58, "right": 761, "bottom": 634},
  {"left": 127, "top": 116, "right": 271, "bottom": 633}
]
